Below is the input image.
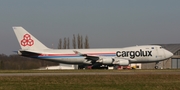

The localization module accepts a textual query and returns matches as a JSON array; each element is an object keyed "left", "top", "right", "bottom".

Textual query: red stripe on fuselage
[{"left": 39, "top": 52, "right": 115, "bottom": 56}]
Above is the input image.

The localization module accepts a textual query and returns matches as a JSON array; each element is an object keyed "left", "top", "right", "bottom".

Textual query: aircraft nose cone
[{"left": 165, "top": 50, "right": 173, "bottom": 58}]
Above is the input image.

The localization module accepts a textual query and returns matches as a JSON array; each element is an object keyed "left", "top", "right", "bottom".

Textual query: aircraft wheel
[{"left": 155, "top": 66, "right": 158, "bottom": 69}]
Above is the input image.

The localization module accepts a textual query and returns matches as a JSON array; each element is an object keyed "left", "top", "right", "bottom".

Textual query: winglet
[{"left": 73, "top": 50, "right": 87, "bottom": 56}]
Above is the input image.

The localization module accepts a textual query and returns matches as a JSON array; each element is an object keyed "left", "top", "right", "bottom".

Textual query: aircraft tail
[{"left": 13, "top": 26, "right": 48, "bottom": 50}]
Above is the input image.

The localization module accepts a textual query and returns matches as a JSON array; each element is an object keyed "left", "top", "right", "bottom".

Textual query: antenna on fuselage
[{"left": 52, "top": 43, "right": 54, "bottom": 49}]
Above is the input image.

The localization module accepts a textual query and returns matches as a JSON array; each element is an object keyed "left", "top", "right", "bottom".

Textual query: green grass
[{"left": 0, "top": 74, "right": 180, "bottom": 90}]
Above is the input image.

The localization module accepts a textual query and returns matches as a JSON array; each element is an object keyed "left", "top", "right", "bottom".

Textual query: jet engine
[
  {"left": 101, "top": 57, "right": 114, "bottom": 64},
  {"left": 83, "top": 60, "right": 92, "bottom": 64},
  {"left": 113, "top": 58, "right": 129, "bottom": 66},
  {"left": 100, "top": 57, "right": 129, "bottom": 66}
]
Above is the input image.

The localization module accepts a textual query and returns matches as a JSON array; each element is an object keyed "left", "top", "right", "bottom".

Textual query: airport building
[{"left": 142, "top": 44, "right": 180, "bottom": 69}]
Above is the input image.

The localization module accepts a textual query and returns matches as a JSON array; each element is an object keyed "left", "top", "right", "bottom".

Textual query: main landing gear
[{"left": 155, "top": 62, "right": 160, "bottom": 69}]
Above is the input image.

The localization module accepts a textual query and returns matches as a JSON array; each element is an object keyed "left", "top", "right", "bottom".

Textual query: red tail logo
[{"left": 21, "top": 34, "right": 34, "bottom": 46}]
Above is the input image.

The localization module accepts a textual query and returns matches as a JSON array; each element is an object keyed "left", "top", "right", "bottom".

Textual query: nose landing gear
[{"left": 155, "top": 66, "right": 158, "bottom": 69}]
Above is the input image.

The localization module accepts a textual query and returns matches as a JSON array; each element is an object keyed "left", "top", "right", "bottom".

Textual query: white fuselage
[
  {"left": 13, "top": 27, "right": 174, "bottom": 67},
  {"left": 29, "top": 45, "right": 173, "bottom": 65}
]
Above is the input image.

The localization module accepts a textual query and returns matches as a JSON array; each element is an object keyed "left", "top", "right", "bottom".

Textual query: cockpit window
[{"left": 160, "top": 47, "right": 162, "bottom": 49}]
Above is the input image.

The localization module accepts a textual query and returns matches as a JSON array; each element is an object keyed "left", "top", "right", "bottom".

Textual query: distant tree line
[
  {"left": 58, "top": 34, "right": 89, "bottom": 49},
  {"left": 0, "top": 54, "right": 58, "bottom": 70}
]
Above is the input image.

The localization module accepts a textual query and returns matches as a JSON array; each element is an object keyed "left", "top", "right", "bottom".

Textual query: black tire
[{"left": 155, "top": 66, "right": 158, "bottom": 69}]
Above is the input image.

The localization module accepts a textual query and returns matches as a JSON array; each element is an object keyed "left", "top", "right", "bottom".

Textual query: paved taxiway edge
[{"left": 0, "top": 71, "right": 180, "bottom": 76}]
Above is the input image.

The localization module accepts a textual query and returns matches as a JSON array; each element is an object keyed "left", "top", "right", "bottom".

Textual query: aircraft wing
[{"left": 73, "top": 50, "right": 99, "bottom": 61}]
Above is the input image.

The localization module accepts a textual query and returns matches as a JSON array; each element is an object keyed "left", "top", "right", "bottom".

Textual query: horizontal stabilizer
[{"left": 18, "top": 50, "right": 41, "bottom": 57}]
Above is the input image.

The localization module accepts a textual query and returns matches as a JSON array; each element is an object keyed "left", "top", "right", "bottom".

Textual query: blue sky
[{"left": 0, "top": 0, "right": 180, "bottom": 55}]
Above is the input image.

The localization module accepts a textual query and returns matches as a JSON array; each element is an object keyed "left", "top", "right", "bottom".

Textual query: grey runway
[{"left": 0, "top": 71, "right": 180, "bottom": 76}]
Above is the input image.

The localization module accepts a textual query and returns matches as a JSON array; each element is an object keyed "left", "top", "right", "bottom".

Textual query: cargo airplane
[{"left": 13, "top": 27, "right": 173, "bottom": 69}]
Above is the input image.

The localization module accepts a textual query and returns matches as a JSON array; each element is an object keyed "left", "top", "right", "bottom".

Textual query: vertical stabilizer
[{"left": 13, "top": 26, "right": 48, "bottom": 50}]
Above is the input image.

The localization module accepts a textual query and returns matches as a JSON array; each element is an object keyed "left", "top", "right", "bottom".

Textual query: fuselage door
[{"left": 155, "top": 46, "right": 164, "bottom": 60}]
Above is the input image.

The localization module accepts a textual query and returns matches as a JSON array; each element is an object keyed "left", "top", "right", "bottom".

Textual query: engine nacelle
[
  {"left": 113, "top": 58, "right": 129, "bottom": 66},
  {"left": 101, "top": 57, "right": 113, "bottom": 64},
  {"left": 83, "top": 60, "right": 92, "bottom": 64}
]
